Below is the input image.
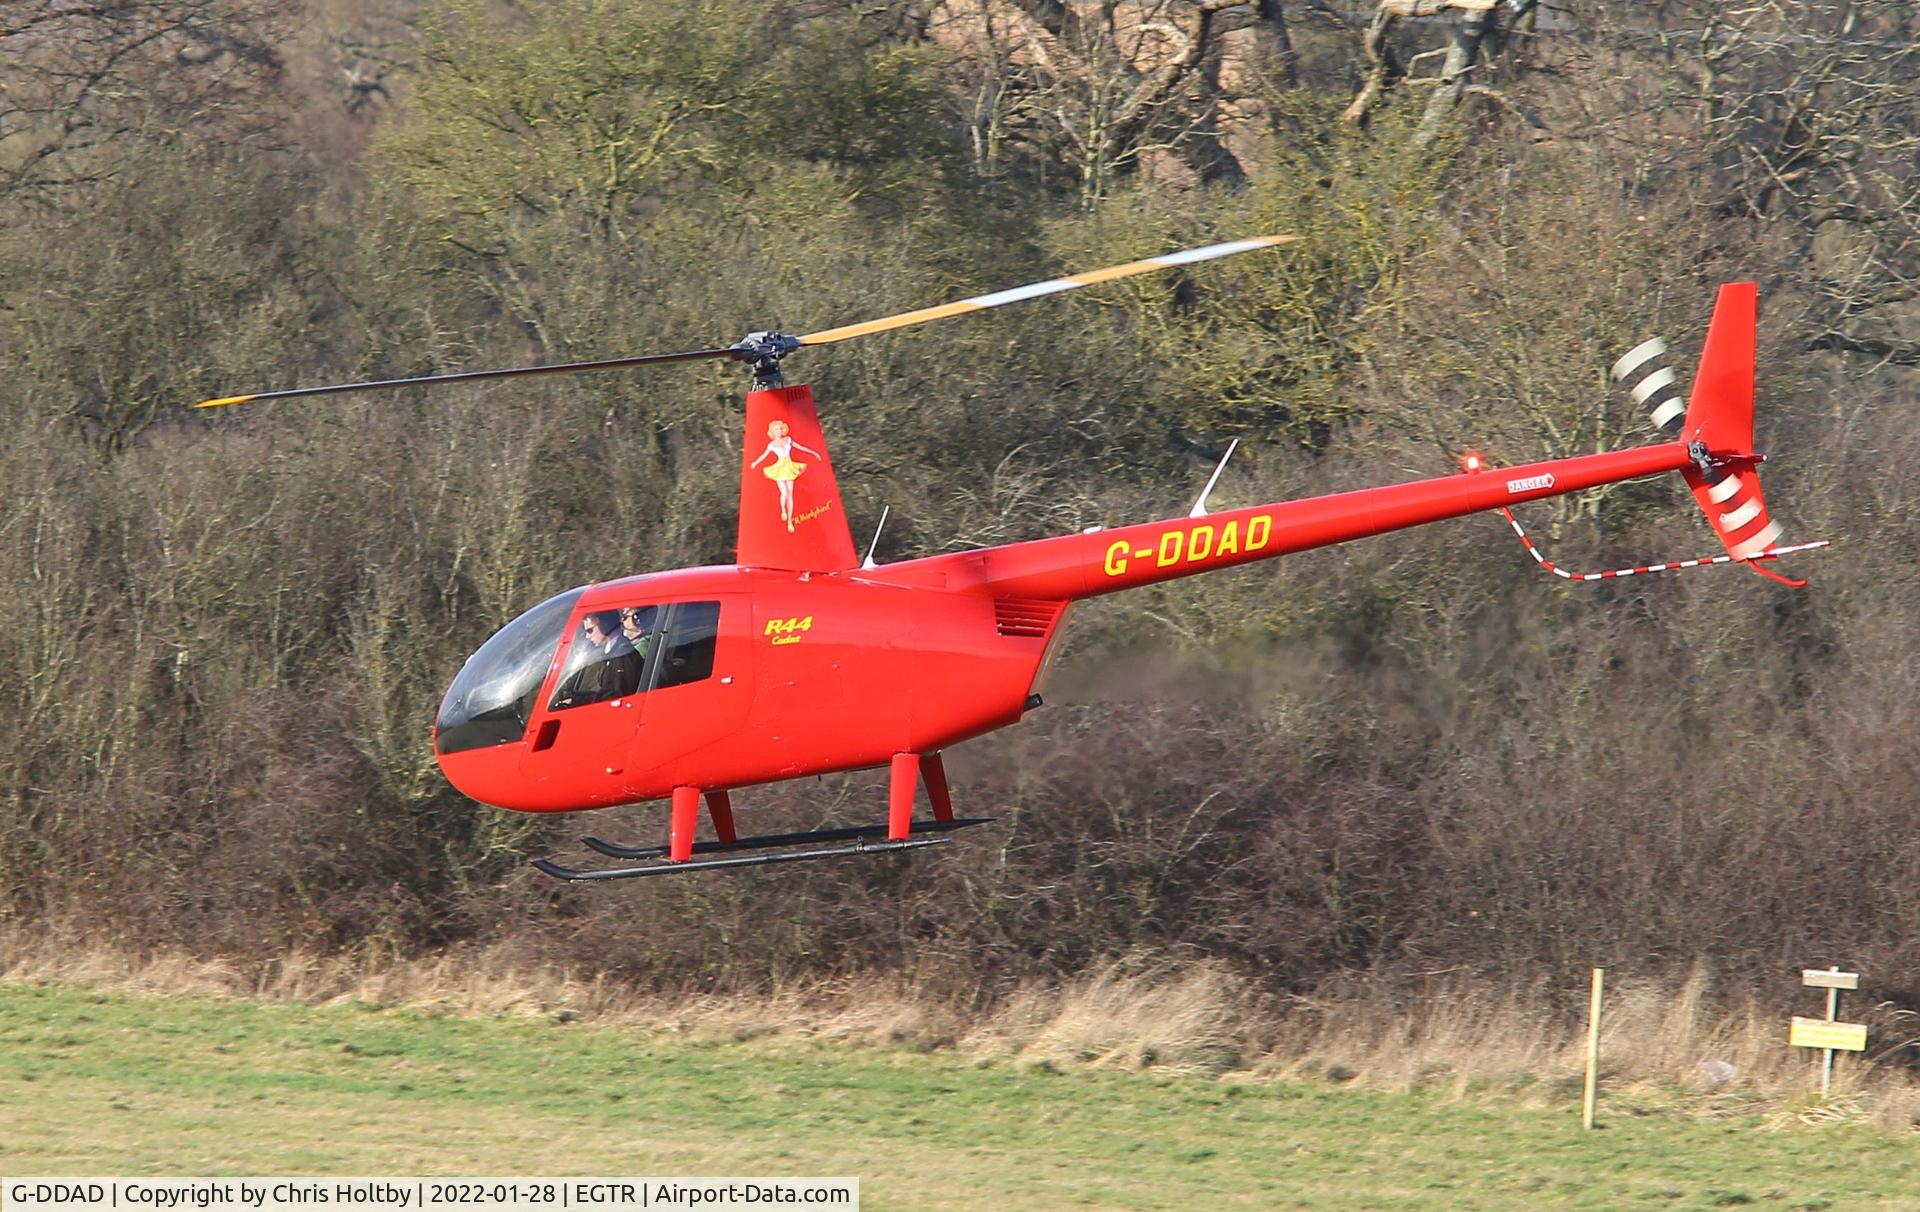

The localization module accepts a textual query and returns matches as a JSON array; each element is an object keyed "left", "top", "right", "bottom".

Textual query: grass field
[{"left": 0, "top": 981, "right": 1913, "bottom": 1210}]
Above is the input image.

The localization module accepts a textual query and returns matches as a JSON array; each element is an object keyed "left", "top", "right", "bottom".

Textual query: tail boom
[
  {"left": 861, "top": 285, "right": 1814, "bottom": 603},
  {"left": 875, "top": 442, "right": 1693, "bottom": 601}
]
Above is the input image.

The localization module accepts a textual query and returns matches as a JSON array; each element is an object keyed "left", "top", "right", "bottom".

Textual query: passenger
[{"left": 620, "top": 605, "right": 657, "bottom": 661}]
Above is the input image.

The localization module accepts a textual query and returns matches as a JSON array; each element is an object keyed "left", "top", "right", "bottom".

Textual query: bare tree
[
  {"left": 1670, "top": 1, "right": 1920, "bottom": 366},
  {"left": 925, "top": 1, "right": 1282, "bottom": 202},
  {"left": 0, "top": 0, "right": 287, "bottom": 207},
  {"left": 1342, "top": 0, "right": 1545, "bottom": 145}
]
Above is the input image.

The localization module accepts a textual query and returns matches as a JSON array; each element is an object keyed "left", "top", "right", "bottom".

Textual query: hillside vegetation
[{"left": 0, "top": 1, "right": 1916, "bottom": 1057}]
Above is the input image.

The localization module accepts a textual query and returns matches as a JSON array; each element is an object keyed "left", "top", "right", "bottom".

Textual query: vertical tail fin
[
  {"left": 737, "top": 384, "right": 859, "bottom": 571},
  {"left": 1677, "top": 283, "right": 1786, "bottom": 561},
  {"left": 1683, "top": 283, "right": 1758, "bottom": 461}
]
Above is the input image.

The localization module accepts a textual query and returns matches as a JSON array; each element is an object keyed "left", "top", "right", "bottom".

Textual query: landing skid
[{"left": 532, "top": 816, "right": 995, "bottom": 881}]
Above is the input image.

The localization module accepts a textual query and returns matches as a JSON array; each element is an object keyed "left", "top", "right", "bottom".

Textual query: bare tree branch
[{"left": 0, "top": 0, "right": 285, "bottom": 209}]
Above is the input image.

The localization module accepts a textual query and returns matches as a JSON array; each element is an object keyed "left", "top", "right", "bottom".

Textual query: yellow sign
[{"left": 1789, "top": 1016, "right": 1867, "bottom": 1052}]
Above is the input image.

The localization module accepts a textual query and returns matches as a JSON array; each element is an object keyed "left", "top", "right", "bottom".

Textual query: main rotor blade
[
  {"left": 796, "top": 234, "right": 1298, "bottom": 348},
  {"left": 193, "top": 346, "right": 741, "bottom": 409},
  {"left": 195, "top": 235, "right": 1298, "bottom": 408}
]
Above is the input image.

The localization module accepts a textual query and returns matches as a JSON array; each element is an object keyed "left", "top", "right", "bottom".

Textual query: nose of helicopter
[
  {"left": 430, "top": 585, "right": 588, "bottom": 811},
  {"left": 433, "top": 737, "right": 534, "bottom": 811}
]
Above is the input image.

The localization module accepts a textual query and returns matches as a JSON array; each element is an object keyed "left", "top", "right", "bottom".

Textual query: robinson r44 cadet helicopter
[{"left": 199, "top": 237, "right": 1825, "bottom": 879}]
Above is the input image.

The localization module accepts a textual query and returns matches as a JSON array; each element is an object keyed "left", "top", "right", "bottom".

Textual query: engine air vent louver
[{"left": 994, "top": 598, "right": 1064, "bottom": 638}]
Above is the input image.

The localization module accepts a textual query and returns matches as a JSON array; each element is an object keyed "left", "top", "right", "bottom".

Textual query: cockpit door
[
  {"left": 631, "top": 594, "right": 752, "bottom": 775},
  {"left": 517, "top": 607, "right": 643, "bottom": 808},
  {"left": 515, "top": 595, "right": 752, "bottom": 805}
]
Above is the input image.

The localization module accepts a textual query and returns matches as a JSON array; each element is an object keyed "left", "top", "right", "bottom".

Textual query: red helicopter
[{"left": 199, "top": 238, "right": 1824, "bottom": 879}]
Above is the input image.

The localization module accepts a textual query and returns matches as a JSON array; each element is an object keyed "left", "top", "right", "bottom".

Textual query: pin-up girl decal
[{"left": 749, "top": 418, "right": 824, "bottom": 533}]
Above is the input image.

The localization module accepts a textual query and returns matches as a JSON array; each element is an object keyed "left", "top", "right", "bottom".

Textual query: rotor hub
[{"left": 732, "top": 331, "right": 801, "bottom": 388}]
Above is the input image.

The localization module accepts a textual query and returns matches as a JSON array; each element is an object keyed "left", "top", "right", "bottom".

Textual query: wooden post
[
  {"left": 1582, "top": 967, "right": 1605, "bottom": 1130},
  {"left": 1797, "top": 968, "right": 1861, "bottom": 1101},
  {"left": 1822, "top": 983, "right": 1839, "bottom": 1099}
]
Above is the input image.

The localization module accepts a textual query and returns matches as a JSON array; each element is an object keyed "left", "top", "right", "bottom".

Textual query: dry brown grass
[
  {"left": 4, "top": 930, "right": 1913, "bottom": 1131},
  {"left": 959, "top": 955, "right": 1249, "bottom": 1074},
  {"left": 1254, "top": 965, "right": 1771, "bottom": 1092}
]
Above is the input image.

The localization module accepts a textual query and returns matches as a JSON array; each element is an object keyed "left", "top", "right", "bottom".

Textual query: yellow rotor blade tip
[{"left": 194, "top": 394, "right": 258, "bottom": 410}]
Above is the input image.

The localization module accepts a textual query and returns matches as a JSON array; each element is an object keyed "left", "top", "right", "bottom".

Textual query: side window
[{"left": 650, "top": 601, "right": 721, "bottom": 691}]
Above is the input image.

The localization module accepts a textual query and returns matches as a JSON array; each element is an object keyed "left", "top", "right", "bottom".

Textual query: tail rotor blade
[
  {"left": 194, "top": 345, "right": 742, "bottom": 410},
  {"left": 796, "top": 235, "right": 1298, "bottom": 348}
]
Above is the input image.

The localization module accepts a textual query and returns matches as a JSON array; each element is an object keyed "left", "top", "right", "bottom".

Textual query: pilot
[{"left": 556, "top": 610, "right": 642, "bottom": 706}]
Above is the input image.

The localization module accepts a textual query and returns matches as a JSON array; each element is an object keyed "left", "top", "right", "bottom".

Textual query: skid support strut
[
  {"left": 706, "top": 789, "right": 738, "bottom": 844},
  {"left": 922, "top": 751, "right": 954, "bottom": 823},
  {"left": 668, "top": 787, "right": 739, "bottom": 862},
  {"left": 889, "top": 753, "right": 919, "bottom": 841},
  {"left": 668, "top": 786, "right": 701, "bottom": 863}
]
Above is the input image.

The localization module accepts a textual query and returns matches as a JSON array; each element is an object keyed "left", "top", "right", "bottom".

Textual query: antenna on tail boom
[
  {"left": 862, "top": 506, "right": 891, "bottom": 571},
  {"left": 1188, "top": 439, "right": 1240, "bottom": 518}
]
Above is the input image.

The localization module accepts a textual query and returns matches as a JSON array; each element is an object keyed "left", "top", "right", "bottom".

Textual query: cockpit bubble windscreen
[{"left": 435, "top": 587, "right": 586, "bottom": 754}]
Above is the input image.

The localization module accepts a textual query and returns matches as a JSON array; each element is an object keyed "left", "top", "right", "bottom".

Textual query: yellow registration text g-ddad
[
  {"left": 764, "top": 615, "right": 814, "bottom": 646},
  {"left": 1104, "top": 515, "right": 1273, "bottom": 577}
]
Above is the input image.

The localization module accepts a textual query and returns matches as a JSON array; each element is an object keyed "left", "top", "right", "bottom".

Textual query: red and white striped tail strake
[{"left": 1499, "top": 506, "right": 1829, "bottom": 587}]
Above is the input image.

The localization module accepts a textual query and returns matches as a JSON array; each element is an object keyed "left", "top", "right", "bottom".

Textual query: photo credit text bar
[{"left": 2, "top": 1180, "right": 857, "bottom": 1212}]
